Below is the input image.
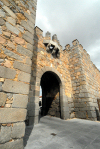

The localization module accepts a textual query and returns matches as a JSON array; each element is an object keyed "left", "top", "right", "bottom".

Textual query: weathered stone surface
[
  {"left": 75, "top": 111, "right": 86, "bottom": 119},
  {"left": 28, "top": 102, "right": 39, "bottom": 111},
  {"left": 0, "top": 108, "right": 27, "bottom": 123},
  {"left": 2, "top": 48, "right": 22, "bottom": 60},
  {"left": 0, "top": 1, "right": 3, "bottom": 6},
  {"left": 63, "top": 106, "right": 69, "bottom": 112},
  {"left": 0, "top": 1, "right": 36, "bottom": 148},
  {"left": 6, "top": 22, "right": 19, "bottom": 35},
  {"left": 27, "top": 20, "right": 35, "bottom": 28},
  {"left": 7, "top": 93, "right": 13, "bottom": 99},
  {"left": 29, "top": 96, "right": 39, "bottom": 103},
  {"left": 0, "top": 92, "right": 7, "bottom": 106},
  {"left": 0, "top": 9, "right": 5, "bottom": 17},
  {"left": 7, "top": 0, "right": 16, "bottom": 8},
  {"left": 24, "top": 12, "right": 35, "bottom": 24},
  {"left": 13, "top": 61, "right": 31, "bottom": 73},
  {"left": 17, "top": 45, "right": 33, "bottom": 58},
  {"left": 0, "top": 126, "right": 12, "bottom": 143},
  {"left": 29, "top": 116, "right": 39, "bottom": 125},
  {"left": 0, "top": 0, "right": 10, "bottom": 6},
  {"left": 12, "top": 94, "right": 28, "bottom": 108},
  {"left": 23, "top": 33, "right": 34, "bottom": 45},
  {"left": 17, "top": 25, "right": 24, "bottom": 33},
  {"left": 0, "top": 139, "right": 23, "bottom": 149},
  {"left": 7, "top": 41, "right": 15, "bottom": 49},
  {"left": 21, "top": 20, "right": 34, "bottom": 34},
  {"left": 63, "top": 111, "right": 70, "bottom": 120},
  {"left": 0, "top": 35, "right": 6, "bottom": 43},
  {"left": 0, "top": 17, "right": 5, "bottom": 25},
  {"left": 28, "top": 109, "right": 39, "bottom": 117},
  {"left": 16, "top": 13, "right": 25, "bottom": 20},
  {"left": 3, "top": 6, "right": 17, "bottom": 18},
  {"left": 26, "top": 57, "right": 32, "bottom": 65},
  {"left": 4, "top": 59, "right": 11, "bottom": 68},
  {"left": 0, "top": 78, "right": 4, "bottom": 81},
  {"left": 12, "top": 122, "right": 25, "bottom": 139},
  {"left": 5, "top": 103, "right": 11, "bottom": 108},
  {"left": 3, "top": 31, "right": 11, "bottom": 38},
  {"left": 2, "top": 79, "right": 29, "bottom": 94},
  {"left": 7, "top": 17, "right": 16, "bottom": 25},
  {"left": 87, "top": 111, "right": 96, "bottom": 118},
  {"left": 0, "top": 26, "right": 2, "bottom": 34},
  {"left": 0, "top": 66, "right": 16, "bottom": 79},
  {"left": 29, "top": 7, "right": 36, "bottom": 15},
  {"left": 24, "top": 31, "right": 33, "bottom": 40},
  {"left": 18, "top": 71, "right": 31, "bottom": 82},
  {"left": 0, "top": 82, "right": 2, "bottom": 91},
  {"left": 14, "top": 37, "right": 25, "bottom": 45},
  {"left": 1, "top": 0, "right": 100, "bottom": 142},
  {"left": 27, "top": 43, "right": 33, "bottom": 51}
]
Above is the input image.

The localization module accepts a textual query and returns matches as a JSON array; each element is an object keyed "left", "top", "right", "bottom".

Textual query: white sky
[{"left": 36, "top": 0, "right": 100, "bottom": 70}]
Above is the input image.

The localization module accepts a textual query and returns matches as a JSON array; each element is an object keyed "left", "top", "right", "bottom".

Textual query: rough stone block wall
[
  {"left": 27, "top": 27, "right": 73, "bottom": 125},
  {"left": 0, "top": 0, "right": 37, "bottom": 148},
  {"left": 0, "top": 0, "right": 100, "bottom": 147},
  {"left": 81, "top": 49, "right": 100, "bottom": 119},
  {"left": 67, "top": 40, "right": 100, "bottom": 120},
  {"left": 47, "top": 92, "right": 61, "bottom": 118}
]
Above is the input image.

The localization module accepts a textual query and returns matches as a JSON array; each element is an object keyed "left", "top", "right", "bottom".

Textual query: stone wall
[
  {"left": 66, "top": 40, "right": 100, "bottom": 120},
  {"left": 0, "top": 0, "right": 37, "bottom": 148},
  {"left": 0, "top": 0, "right": 100, "bottom": 148},
  {"left": 27, "top": 27, "right": 100, "bottom": 125},
  {"left": 81, "top": 48, "right": 100, "bottom": 119},
  {"left": 27, "top": 27, "right": 73, "bottom": 125}
]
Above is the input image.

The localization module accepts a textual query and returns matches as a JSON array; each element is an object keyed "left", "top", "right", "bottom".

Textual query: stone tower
[{"left": 0, "top": 0, "right": 37, "bottom": 148}]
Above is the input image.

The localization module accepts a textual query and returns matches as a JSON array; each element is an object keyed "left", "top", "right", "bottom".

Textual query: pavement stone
[{"left": 24, "top": 116, "right": 100, "bottom": 149}]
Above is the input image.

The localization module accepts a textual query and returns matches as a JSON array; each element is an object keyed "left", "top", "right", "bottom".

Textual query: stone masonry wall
[
  {"left": 0, "top": 0, "right": 100, "bottom": 147},
  {"left": 81, "top": 49, "right": 100, "bottom": 119},
  {"left": 27, "top": 27, "right": 73, "bottom": 125},
  {"left": 66, "top": 40, "right": 100, "bottom": 120},
  {"left": 0, "top": 0, "right": 37, "bottom": 148}
]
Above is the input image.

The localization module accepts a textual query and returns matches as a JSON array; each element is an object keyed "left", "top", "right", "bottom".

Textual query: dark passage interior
[{"left": 40, "top": 71, "right": 61, "bottom": 118}]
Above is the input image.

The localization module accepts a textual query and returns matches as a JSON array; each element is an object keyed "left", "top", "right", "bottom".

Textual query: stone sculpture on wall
[{"left": 43, "top": 39, "right": 60, "bottom": 58}]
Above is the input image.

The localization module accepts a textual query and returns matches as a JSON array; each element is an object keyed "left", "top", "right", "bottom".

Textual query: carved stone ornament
[{"left": 43, "top": 40, "right": 60, "bottom": 58}]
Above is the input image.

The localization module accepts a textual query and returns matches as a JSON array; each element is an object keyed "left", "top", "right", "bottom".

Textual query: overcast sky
[{"left": 36, "top": 0, "right": 100, "bottom": 70}]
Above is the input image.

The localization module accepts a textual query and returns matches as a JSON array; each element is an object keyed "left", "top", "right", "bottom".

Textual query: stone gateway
[{"left": 0, "top": 0, "right": 100, "bottom": 148}]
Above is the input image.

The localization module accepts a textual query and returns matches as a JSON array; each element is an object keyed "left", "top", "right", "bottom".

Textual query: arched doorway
[
  {"left": 28, "top": 66, "right": 69, "bottom": 126},
  {"left": 35, "top": 66, "right": 69, "bottom": 121},
  {"left": 40, "top": 71, "right": 61, "bottom": 118}
]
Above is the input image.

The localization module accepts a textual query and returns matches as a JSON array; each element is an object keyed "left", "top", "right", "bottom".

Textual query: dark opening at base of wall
[{"left": 40, "top": 71, "right": 61, "bottom": 118}]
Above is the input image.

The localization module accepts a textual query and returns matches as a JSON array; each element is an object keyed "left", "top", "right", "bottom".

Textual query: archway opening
[{"left": 40, "top": 71, "right": 61, "bottom": 118}]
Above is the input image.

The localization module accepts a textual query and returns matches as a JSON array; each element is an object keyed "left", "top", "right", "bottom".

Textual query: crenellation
[
  {"left": 79, "top": 44, "right": 83, "bottom": 50},
  {"left": 52, "top": 34, "right": 58, "bottom": 41},
  {"left": 65, "top": 44, "right": 70, "bottom": 51},
  {"left": 45, "top": 31, "right": 51, "bottom": 40},
  {"left": 72, "top": 39, "right": 79, "bottom": 46}
]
